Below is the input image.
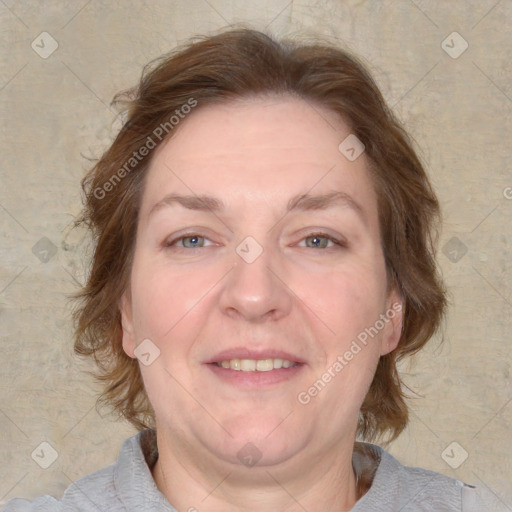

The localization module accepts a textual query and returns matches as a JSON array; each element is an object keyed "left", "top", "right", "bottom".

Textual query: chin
[{"left": 211, "top": 416, "right": 310, "bottom": 467}]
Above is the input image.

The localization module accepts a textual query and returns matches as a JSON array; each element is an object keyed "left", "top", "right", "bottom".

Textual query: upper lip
[{"left": 204, "top": 347, "right": 306, "bottom": 364}]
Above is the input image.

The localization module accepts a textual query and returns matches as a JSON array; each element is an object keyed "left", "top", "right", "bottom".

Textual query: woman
[{"left": 3, "top": 28, "right": 496, "bottom": 511}]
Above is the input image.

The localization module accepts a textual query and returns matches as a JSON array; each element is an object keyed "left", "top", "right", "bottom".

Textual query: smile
[{"left": 215, "top": 358, "right": 298, "bottom": 371}]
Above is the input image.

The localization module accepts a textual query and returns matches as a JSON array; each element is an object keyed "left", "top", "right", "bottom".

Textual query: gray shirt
[{"left": 1, "top": 429, "right": 501, "bottom": 511}]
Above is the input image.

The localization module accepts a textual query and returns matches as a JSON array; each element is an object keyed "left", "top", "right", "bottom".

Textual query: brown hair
[{"left": 73, "top": 27, "right": 447, "bottom": 442}]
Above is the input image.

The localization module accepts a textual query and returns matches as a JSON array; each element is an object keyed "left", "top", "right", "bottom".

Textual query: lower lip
[{"left": 206, "top": 363, "right": 304, "bottom": 388}]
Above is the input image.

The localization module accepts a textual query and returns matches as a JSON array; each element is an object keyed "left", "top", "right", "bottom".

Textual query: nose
[{"left": 218, "top": 243, "right": 293, "bottom": 323}]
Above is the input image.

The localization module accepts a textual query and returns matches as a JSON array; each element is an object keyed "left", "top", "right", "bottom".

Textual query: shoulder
[
  {"left": 1, "top": 463, "right": 118, "bottom": 512},
  {"left": 1, "top": 432, "right": 146, "bottom": 512},
  {"left": 352, "top": 443, "right": 502, "bottom": 511},
  {"left": 1, "top": 496, "right": 59, "bottom": 512},
  {"left": 2, "top": 430, "right": 174, "bottom": 512}
]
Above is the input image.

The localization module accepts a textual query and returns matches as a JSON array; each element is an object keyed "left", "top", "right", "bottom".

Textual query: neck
[{"left": 151, "top": 429, "right": 361, "bottom": 512}]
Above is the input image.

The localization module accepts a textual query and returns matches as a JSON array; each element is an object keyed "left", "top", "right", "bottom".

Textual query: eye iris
[
  {"left": 307, "top": 236, "right": 328, "bottom": 248},
  {"left": 183, "top": 236, "right": 203, "bottom": 248}
]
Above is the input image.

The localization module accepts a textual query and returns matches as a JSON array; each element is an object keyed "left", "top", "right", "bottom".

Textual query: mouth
[
  {"left": 205, "top": 350, "right": 305, "bottom": 388},
  {"left": 213, "top": 358, "right": 300, "bottom": 372}
]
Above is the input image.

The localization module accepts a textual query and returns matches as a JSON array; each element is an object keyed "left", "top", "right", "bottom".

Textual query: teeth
[
  {"left": 216, "top": 358, "right": 297, "bottom": 371},
  {"left": 241, "top": 359, "right": 256, "bottom": 371},
  {"left": 256, "top": 359, "right": 272, "bottom": 371}
]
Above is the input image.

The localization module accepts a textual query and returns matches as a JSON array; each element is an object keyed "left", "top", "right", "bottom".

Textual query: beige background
[{"left": 0, "top": 0, "right": 511, "bottom": 508}]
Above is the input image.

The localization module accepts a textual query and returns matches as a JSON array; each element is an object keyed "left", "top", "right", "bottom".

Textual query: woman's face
[{"left": 120, "top": 96, "right": 402, "bottom": 467}]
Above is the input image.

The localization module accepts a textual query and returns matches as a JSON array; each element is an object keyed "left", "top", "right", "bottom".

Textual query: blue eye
[
  {"left": 165, "top": 234, "right": 212, "bottom": 249},
  {"left": 179, "top": 235, "right": 205, "bottom": 248},
  {"left": 300, "top": 234, "right": 342, "bottom": 249},
  {"left": 305, "top": 235, "right": 331, "bottom": 248}
]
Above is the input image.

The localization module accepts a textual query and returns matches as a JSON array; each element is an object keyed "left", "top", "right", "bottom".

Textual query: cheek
[
  {"left": 130, "top": 257, "right": 227, "bottom": 344},
  {"left": 295, "top": 262, "right": 386, "bottom": 414},
  {"left": 292, "top": 258, "right": 387, "bottom": 343},
  {"left": 130, "top": 265, "right": 190, "bottom": 338}
]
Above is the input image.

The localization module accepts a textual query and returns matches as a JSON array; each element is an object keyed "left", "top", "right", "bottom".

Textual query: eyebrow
[
  {"left": 148, "top": 194, "right": 223, "bottom": 218},
  {"left": 287, "top": 191, "right": 366, "bottom": 222},
  {"left": 148, "top": 191, "right": 367, "bottom": 224}
]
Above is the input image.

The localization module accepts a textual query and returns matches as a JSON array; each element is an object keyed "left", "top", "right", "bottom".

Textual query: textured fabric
[{"left": 2, "top": 429, "right": 493, "bottom": 511}]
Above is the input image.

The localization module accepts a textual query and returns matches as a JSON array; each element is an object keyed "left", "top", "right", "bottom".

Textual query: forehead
[
  {"left": 151, "top": 95, "right": 352, "bottom": 167},
  {"left": 140, "top": 96, "right": 379, "bottom": 227}
]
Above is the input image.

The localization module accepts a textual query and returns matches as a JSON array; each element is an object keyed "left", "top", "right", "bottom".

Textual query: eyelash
[
  {"left": 164, "top": 233, "right": 212, "bottom": 249},
  {"left": 298, "top": 232, "right": 346, "bottom": 249},
  {"left": 164, "top": 232, "right": 346, "bottom": 250}
]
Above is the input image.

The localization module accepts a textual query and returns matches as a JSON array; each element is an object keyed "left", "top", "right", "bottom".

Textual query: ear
[
  {"left": 379, "top": 287, "right": 404, "bottom": 356},
  {"left": 119, "top": 289, "right": 136, "bottom": 359}
]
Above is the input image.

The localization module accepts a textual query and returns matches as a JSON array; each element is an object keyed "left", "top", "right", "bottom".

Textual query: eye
[
  {"left": 181, "top": 235, "right": 206, "bottom": 248},
  {"left": 165, "top": 234, "right": 213, "bottom": 249},
  {"left": 298, "top": 233, "right": 344, "bottom": 249}
]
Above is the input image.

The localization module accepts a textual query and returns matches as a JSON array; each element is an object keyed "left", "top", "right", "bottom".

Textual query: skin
[{"left": 120, "top": 96, "right": 403, "bottom": 512}]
